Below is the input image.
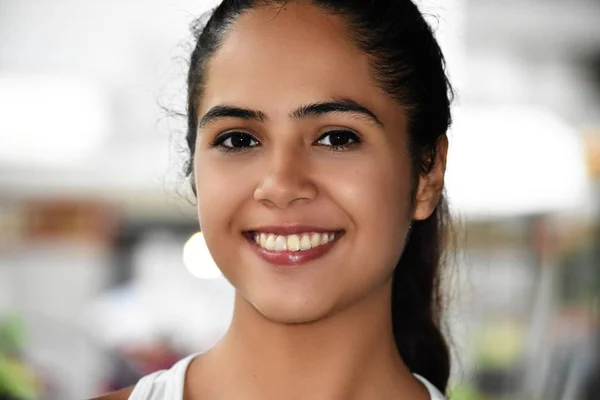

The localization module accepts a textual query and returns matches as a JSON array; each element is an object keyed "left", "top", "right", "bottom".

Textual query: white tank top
[{"left": 128, "top": 353, "right": 447, "bottom": 400}]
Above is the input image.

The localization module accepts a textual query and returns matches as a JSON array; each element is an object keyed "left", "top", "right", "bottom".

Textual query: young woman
[{"left": 97, "top": 0, "right": 453, "bottom": 398}]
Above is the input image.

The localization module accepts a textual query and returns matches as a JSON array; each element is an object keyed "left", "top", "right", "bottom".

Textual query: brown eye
[
  {"left": 316, "top": 130, "right": 360, "bottom": 150},
  {"left": 213, "top": 131, "right": 259, "bottom": 152}
]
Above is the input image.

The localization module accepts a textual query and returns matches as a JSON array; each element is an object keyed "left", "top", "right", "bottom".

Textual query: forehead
[{"left": 200, "top": 2, "right": 395, "bottom": 119}]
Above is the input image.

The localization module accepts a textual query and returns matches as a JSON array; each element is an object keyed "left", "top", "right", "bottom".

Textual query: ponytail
[{"left": 392, "top": 195, "right": 451, "bottom": 393}]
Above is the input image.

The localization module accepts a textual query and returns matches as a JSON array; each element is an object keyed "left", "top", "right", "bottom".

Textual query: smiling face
[{"left": 193, "top": 2, "right": 432, "bottom": 323}]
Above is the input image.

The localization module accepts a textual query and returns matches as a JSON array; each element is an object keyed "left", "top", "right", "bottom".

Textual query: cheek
[
  {"left": 327, "top": 150, "right": 413, "bottom": 271},
  {"left": 194, "top": 155, "right": 249, "bottom": 279},
  {"left": 194, "top": 154, "right": 251, "bottom": 232},
  {"left": 331, "top": 151, "right": 412, "bottom": 227}
]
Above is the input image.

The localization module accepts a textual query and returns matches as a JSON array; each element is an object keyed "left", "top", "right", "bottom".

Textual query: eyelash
[
  {"left": 210, "top": 129, "right": 361, "bottom": 153},
  {"left": 315, "top": 129, "right": 361, "bottom": 151},
  {"left": 210, "top": 131, "right": 260, "bottom": 153}
]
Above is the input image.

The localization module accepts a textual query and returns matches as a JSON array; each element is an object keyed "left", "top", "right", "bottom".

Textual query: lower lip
[{"left": 244, "top": 233, "right": 343, "bottom": 267}]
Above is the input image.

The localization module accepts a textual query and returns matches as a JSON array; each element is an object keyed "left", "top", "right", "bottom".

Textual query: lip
[
  {"left": 244, "top": 225, "right": 340, "bottom": 235},
  {"left": 243, "top": 229, "right": 344, "bottom": 267}
]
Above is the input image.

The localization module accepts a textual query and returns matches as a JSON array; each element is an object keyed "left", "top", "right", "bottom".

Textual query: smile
[
  {"left": 243, "top": 228, "right": 344, "bottom": 266},
  {"left": 253, "top": 232, "right": 336, "bottom": 252}
]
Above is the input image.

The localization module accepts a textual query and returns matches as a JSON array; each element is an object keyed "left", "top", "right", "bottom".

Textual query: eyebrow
[
  {"left": 197, "top": 106, "right": 268, "bottom": 129},
  {"left": 197, "top": 98, "right": 384, "bottom": 129},
  {"left": 292, "top": 98, "right": 384, "bottom": 127}
]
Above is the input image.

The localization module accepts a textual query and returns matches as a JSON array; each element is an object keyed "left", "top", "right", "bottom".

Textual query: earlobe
[{"left": 412, "top": 135, "right": 448, "bottom": 221}]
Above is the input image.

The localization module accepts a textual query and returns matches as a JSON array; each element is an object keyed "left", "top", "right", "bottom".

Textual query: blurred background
[{"left": 0, "top": 0, "right": 598, "bottom": 399}]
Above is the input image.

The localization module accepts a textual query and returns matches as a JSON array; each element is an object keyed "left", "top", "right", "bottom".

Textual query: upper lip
[{"left": 245, "top": 225, "right": 343, "bottom": 235}]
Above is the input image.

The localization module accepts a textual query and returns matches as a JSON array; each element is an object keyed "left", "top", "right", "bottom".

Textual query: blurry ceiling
[
  {"left": 0, "top": 0, "right": 598, "bottom": 215},
  {"left": 468, "top": 0, "right": 600, "bottom": 55}
]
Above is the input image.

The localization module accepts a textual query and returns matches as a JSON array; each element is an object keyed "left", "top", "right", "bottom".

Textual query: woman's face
[{"left": 194, "top": 2, "right": 437, "bottom": 323}]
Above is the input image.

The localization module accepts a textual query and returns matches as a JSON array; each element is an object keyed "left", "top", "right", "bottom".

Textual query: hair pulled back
[{"left": 184, "top": 0, "right": 454, "bottom": 393}]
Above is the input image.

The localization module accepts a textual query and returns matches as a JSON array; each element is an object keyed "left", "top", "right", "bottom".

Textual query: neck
[{"left": 192, "top": 280, "right": 428, "bottom": 400}]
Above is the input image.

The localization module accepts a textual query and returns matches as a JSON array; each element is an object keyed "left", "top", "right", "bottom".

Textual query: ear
[{"left": 412, "top": 135, "right": 448, "bottom": 221}]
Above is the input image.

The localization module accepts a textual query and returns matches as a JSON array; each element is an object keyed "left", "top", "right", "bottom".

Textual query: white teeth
[
  {"left": 300, "top": 234, "right": 311, "bottom": 250},
  {"left": 253, "top": 231, "right": 338, "bottom": 252},
  {"left": 274, "top": 235, "right": 287, "bottom": 251},
  {"left": 310, "top": 233, "right": 321, "bottom": 247},
  {"left": 265, "top": 234, "right": 276, "bottom": 250},
  {"left": 260, "top": 233, "right": 267, "bottom": 247},
  {"left": 287, "top": 234, "right": 300, "bottom": 251}
]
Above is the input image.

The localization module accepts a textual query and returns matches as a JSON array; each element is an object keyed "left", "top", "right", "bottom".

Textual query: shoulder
[
  {"left": 413, "top": 374, "right": 447, "bottom": 400},
  {"left": 88, "top": 387, "right": 134, "bottom": 400},
  {"left": 102, "top": 353, "right": 200, "bottom": 400},
  {"left": 89, "top": 367, "right": 178, "bottom": 400}
]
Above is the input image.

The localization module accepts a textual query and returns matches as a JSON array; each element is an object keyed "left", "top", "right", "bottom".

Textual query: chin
[{"left": 250, "top": 296, "right": 335, "bottom": 325}]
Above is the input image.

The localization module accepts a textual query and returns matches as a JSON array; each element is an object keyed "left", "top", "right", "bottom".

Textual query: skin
[{"left": 94, "top": 2, "right": 446, "bottom": 399}]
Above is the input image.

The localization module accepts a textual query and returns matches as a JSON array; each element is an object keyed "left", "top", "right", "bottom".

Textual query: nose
[{"left": 253, "top": 144, "right": 317, "bottom": 209}]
